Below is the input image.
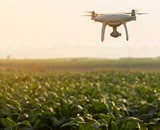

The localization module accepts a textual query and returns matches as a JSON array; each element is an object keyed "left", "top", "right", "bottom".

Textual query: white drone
[{"left": 84, "top": 9, "right": 145, "bottom": 42}]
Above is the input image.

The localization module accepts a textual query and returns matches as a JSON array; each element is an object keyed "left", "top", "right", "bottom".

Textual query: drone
[{"left": 84, "top": 9, "right": 145, "bottom": 42}]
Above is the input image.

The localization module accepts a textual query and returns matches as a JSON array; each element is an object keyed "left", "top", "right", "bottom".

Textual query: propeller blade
[
  {"left": 123, "top": 13, "right": 131, "bottom": 14},
  {"left": 123, "top": 12, "right": 147, "bottom": 15},
  {"left": 99, "top": 13, "right": 106, "bottom": 15},
  {"left": 84, "top": 11, "right": 106, "bottom": 16},
  {"left": 122, "top": 9, "right": 147, "bottom": 15},
  {"left": 121, "top": 9, "right": 139, "bottom": 14},
  {"left": 136, "top": 13, "right": 148, "bottom": 15}
]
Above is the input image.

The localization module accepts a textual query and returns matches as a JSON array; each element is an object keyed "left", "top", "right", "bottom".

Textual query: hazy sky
[{"left": 0, "top": 0, "right": 160, "bottom": 59}]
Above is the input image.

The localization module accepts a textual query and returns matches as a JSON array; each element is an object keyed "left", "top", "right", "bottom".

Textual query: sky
[{"left": 0, "top": 0, "right": 160, "bottom": 59}]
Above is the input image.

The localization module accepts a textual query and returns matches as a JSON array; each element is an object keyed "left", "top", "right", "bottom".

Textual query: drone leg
[
  {"left": 123, "top": 22, "right": 129, "bottom": 41},
  {"left": 101, "top": 23, "right": 107, "bottom": 42}
]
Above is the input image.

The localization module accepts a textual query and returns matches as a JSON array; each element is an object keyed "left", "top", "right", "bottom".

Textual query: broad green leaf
[{"left": 0, "top": 117, "right": 17, "bottom": 127}]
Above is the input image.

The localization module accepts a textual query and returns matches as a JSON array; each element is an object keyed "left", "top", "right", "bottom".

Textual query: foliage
[{"left": 0, "top": 71, "right": 160, "bottom": 129}]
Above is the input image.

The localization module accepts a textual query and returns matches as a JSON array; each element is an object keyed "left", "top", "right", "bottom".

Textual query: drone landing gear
[{"left": 110, "top": 26, "right": 121, "bottom": 38}]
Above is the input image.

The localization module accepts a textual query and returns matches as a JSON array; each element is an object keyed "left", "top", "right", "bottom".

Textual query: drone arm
[
  {"left": 101, "top": 23, "right": 107, "bottom": 42},
  {"left": 123, "top": 22, "right": 129, "bottom": 41}
]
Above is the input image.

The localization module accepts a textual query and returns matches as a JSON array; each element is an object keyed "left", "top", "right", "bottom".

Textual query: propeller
[
  {"left": 135, "top": 13, "right": 147, "bottom": 15},
  {"left": 122, "top": 9, "right": 147, "bottom": 15},
  {"left": 82, "top": 12, "right": 93, "bottom": 16},
  {"left": 83, "top": 11, "right": 105, "bottom": 17},
  {"left": 82, "top": 11, "right": 94, "bottom": 17},
  {"left": 124, "top": 12, "right": 147, "bottom": 15}
]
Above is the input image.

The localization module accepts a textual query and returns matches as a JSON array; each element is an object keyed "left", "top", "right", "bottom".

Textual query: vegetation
[
  {"left": 0, "top": 58, "right": 160, "bottom": 129},
  {"left": 1, "top": 58, "right": 160, "bottom": 72}
]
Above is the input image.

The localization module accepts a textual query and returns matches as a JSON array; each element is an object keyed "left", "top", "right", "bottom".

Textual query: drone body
[{"left": 87, "top": 9, "right": 137, "bottom": 41}]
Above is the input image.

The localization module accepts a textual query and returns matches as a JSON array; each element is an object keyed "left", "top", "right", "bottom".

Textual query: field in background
[
  {"left": 0, "top": 58, "right": 160, "bottom": 129},
  {"left": 0, "top": 58, "right": 160, "bottom": 73}
]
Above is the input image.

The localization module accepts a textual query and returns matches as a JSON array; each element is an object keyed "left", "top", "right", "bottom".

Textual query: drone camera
[{"left": 110, "top": 31, "right": 121, "bottom": 38}]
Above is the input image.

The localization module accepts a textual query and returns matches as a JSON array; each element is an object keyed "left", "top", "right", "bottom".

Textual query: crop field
[{"left": 0, "top": 58, "right": 160, "bottom": 130}]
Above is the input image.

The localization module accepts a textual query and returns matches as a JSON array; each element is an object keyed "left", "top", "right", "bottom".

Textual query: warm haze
[{"left": 0, "top": 0, "right": 160, "bottom": 59}]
